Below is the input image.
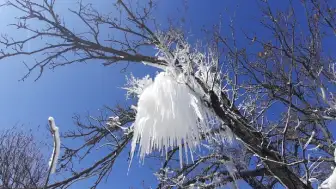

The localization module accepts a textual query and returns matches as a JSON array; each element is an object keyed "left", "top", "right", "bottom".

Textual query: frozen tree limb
[
  {"left": 48, "top": 117, "right": 60, "bottom": 174},
  {"left": 44, "top": 117, "right": 60, "bottom": 188}
]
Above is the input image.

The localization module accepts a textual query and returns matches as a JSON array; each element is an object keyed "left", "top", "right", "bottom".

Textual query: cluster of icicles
[{"left": 129, "top": 69, "right": 229, "bottom": 167}]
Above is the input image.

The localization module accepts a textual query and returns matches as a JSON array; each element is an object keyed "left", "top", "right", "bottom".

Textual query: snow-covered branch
[{"left": 48, "top": 117, "right": 61, "bottom": 174}]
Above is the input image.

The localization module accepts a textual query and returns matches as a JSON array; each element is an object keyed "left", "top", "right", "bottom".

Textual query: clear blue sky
[{"left": 0, "top": 0, "right": 331, "bottom": 188}]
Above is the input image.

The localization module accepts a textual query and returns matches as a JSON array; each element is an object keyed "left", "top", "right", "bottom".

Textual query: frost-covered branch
[
  {"left": 44, "top": 117, "right": 60, "bottom": 188},
  {"left": 48, "top": 117, "right": 60, "bottom": 174},
  {"left": 46, "top": 106, "right": 135, "bottom": 189}
]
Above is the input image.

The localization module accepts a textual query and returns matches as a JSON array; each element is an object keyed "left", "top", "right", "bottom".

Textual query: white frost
[
  {"left": 303, "top": 131, "right": 315, "bottom": 150},
  {"left": 48, "top": 117, "right": 60, "bottom": 174},
  {"left": 130, "top": 70, "right": 210, "bottom": 168},
  {"left": 124, "top": 74, "right": 153, "bottom": 99},
  {"left": 106, "top": 116, "right": 121, "bottom": 128}
]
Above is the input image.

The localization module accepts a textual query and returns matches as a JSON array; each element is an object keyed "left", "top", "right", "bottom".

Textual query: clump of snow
[
  {"left": 48, "top": 117, "right": 60, "bottom": 174},
  {"left": 320, "top": 168, "right": 336, "bottom": 189},
  {"left": 319, "top": 148, "right": 336, "bottom": 189},
  {"left": 106, "top": 116, "right": 121, "bottom": 128},
  {"left": 130, "top": 69, "right": 210, "bottom": 168}
]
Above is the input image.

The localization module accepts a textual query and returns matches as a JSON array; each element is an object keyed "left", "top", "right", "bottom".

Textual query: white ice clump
[
  {"left": 106, "top": 116, "right": 121, "bottom": 128},
  {"left": 127, "top": 32, "right": 234, "bottom": 168},
  {"left": 130, "top": 69, "right": 210, "bottom": 168},
  {"left": 319, "top": 148, "right": 336, "bottom": 189},
  {"left": 48, "top": 117, "right": 60, "bottom": 174},
  {"left": 319, "top": 169, "right": 336, "bottom": 189}
]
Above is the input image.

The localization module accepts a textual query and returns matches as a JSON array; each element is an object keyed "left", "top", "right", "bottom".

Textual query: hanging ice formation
[{"left": 129, "top": 69, "right": 210, "bottom": 168}]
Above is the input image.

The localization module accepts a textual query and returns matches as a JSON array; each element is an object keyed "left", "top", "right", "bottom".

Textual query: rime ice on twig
[
  {"left": 106, "top": 116, "right": 121, "bottom": 129},
  {"left": 303, "top": 131, "right": 315, "bottom": 150},
  {"left": 48, "top": 117, "right": 60, "bottom": 174},
  {"left": 124, "top": 74, "right": 153, "bottom": 99}
]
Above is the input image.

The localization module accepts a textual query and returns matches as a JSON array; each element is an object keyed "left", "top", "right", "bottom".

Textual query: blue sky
[{"left": 0, "top": 0, "right": 332, "bottom": 188}]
